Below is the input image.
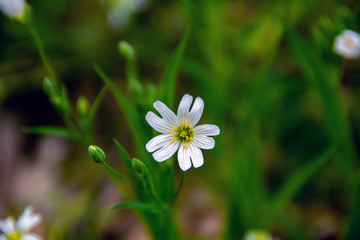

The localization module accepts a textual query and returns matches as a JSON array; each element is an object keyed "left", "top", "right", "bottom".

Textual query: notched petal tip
[
  {"left": 193, "top": 161, "right": 204, "bottom": 168},
  {"left": 180, "top": 164, "right": 191, "bottom": 171}
]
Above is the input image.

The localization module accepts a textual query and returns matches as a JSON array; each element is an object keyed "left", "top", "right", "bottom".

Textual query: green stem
[
  {"left": 101, "top": 160, "right": 137, "bottom": 184},
  {"left": 173, "top": 172, "right": 185, "bottom": 201},
  {"left": 26, "top": 22, "right": 58, "bottom": 88}
]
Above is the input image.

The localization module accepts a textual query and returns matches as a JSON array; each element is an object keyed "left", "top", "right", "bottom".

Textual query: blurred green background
[{"left": 1, "top": 0, "right": 360, "bottom": 239}]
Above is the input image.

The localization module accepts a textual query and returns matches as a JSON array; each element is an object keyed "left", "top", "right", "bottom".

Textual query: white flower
[
  {"left": 244, "top": 230, "right": 272, "bottom": 240},
  {"left": 101, "top": 0, "right": 147, "bottom": 30},
  {"left": 0, "top": 0, "right": 27, "bottom": 21},
  {"left": 0, "top": 206, "right": 42, "bottom": 240},
  {"left": 333, "top": 30, "right": 360, "bottom": 59},
  {"left": 145, "top": 94, "right": 220, "bottom": 171}
]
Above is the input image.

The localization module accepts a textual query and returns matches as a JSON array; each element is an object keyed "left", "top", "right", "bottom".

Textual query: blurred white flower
[
  {"left": 101, "top": 0, "right": 147, "bottom": 30},
  {"left": 0, "top": 0, "right": 27, "bottom": 21},
  {"left": 146, "top": 94, "right": 220, "bottom": 171},
  {"left": 334, "top": 30, "right": 360, "bottom": 59},
  {"left": 244, "top": 230, "right": 272, "bottom": 240},
  {"left": 0, "top": 206, "right": 42, "bottom": 240}
]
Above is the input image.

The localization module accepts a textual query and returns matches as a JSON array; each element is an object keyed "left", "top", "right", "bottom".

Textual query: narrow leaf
[
  {"left": 284, "top": 23, "right": 356, "bottom": 182},
  {"left": 93, "top": 63, "right": 147, "bottom": 156},
  {"left": 160, "top": 29, "right": 190, "bottom": 108},
  {"left": 345, "top": 177, "right": 360, "bottom": 240},
  {"left": 22, "top": 126, "right": 74, "bottom": 139},
  {"left": 113, "top": 138, "right": 133, "bottom": 174},
  {"left": 271, "top": 148, "right": 334, "bottom": 218},
  {"left": 111, "top": 202, "right": 161, "bottom": 212},
  {"left": 89, "top": 86, "right": 108, "bottom": 124}
]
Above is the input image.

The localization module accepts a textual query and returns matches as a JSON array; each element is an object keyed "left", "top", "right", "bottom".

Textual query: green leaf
[
  {"left": 22, "top": 126, "right": 75, "bottom": 140},
  {"left": 284, "top": 23, "right": 356, "bottom": 182},
  {"left": 159, "top": 29, "right": 190, "bottom": 109},
  {"left": 111, "top": 202, "right": 161, "bottom": 212},
  {"left": 271, "top": 148, "right": 334, "bottom": 218},
  {"left": 345, "top": 177, "right": 360, "bottom": 240},
  {"left": 93, "top": 63, "right": 147, "bottom": 157},
  {"left": 89, "top": 86, "right": 108, "bottom": 125},
  {"left": 113, "top": 138, "right": 133, "bottom": 174}
]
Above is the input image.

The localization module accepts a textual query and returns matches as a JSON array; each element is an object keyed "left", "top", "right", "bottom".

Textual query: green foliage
[
  {"left": 111, "top": 202, "right": 161, "bottom": 213},
  {"left": 271, "top": 148, "right": 334, "bottom": 219},
  {"left": 159, "top": 29, "right": 190, "bottom": 109},
  {"left": 2, "top": 0, "right": 360, "bottom": 239}
]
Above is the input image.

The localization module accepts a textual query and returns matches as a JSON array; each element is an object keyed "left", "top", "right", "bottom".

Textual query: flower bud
[
  {"left": 132, "top": 158, "right": 155, "bottom": 195},
  {"left": 76, "top": 96, "right": 89, "bottom": 116},
  {"left": 0, "top": 0, "right": 31, "bottom": 23},
  {"left": 132, "top": 158, "right": 145, "bottom": 175},
  {"left": 43, "top": 77, "right": 57, "bottom": 96},
  {"left": 118, "top": 41, "right": 136, "bottom": 61},
  {"left": 88, "top": 145, "right": 105, "bottom": 163}
]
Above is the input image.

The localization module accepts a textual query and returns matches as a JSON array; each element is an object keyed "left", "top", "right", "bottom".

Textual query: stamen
[
  {"left": 184, "top": 143, "right": 187, "bottom": 147},
  {"left": 172, "top": 126, "right": 177, "bottom": 130},
  {"left": 185, "top": 124, "right": 188, "bottom": 128},
  {"left": 189, "top": 137, "right": 193, "bottom": 141},
  {"left": 172, "top": 138, "right": 175, "bottom": 141},
  {"left": 168, "top": 130, "right": 172, "bottom": 134},
  {"left": 186, "top": 136, "right": 189, "bottom": 141},
  {"left": 190, "top": 126, "right": 193, "bottom": 130},
  {"left": 182, "top": 121, "right": 185, "bottom": 126}
]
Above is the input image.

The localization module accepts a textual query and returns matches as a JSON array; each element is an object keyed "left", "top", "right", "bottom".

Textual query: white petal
[
  {"left": 145, "top": 111, "right": 172, "bottom": 133},
  {"left": 21, "top": 233, "right": 42, "bottom": 240},
  {"left": 189, "top": 143, "right": 204, "bottom": 168},
  {"left": 177, "top": 94, "right": 193, "bottom": 124},
  {"left": 187, "top": 97, "right": 204, "bottom": 126},
  {"left": 177, "top": 144, "right": 192, "bottom": 171},
  {"left": 193, "top": 124, "right": 220, "bottom": 136},
  {"left": 153, "top": 101, "right": 178, "bottom": 126},
  {"left": 0, "top": 234, "right": 6, "bottom": 240},
  {"left": 152, "top": 140, "right": 180, "bottom": 162},
  {"left": 193, "top": 136, "right": 215, "bottom": 149},
  {"left": 17, "top": 206, "right": 42, "bottom": 232},
  {"left": 334, "top": 30, "right": 360, "bottom": 59},
  {"left": 0, "top": 0, "right": 26, "bottom": 19},
  {"left": 0, "top": 218, "right": 15, "bottom": 234},
  {"left": 146, "top": 134, "right": 173, "bottom": 153}
]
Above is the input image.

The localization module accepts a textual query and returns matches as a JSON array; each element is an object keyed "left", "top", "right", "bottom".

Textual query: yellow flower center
[
  {"left": 346, "top": 38, "right": 356, "bottom": 47},
  {"left": 173, "top": 123, "right": 193, "bottom": 146},
  {"left": 7, "top": 231, "right": 22, "bottom": 240}
]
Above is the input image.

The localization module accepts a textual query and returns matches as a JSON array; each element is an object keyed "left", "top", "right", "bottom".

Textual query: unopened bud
[
  {"left": 43, "top": 77, "right": 57, "bottom": 96},
  {"left": 0, "top": 0, "right": 31, "bottom": 23},
  {"left": 88, "top": 145, "right": 105, "bottom": 163},
  {"left": 76, "top": 96, "right": 89, "bottom": 116},
  {"left": 132, "top": 158, "right": 145, "bottom": 175},
  {"left": 118, "top": 41, "right": 135, "bottom": 61},
  {"left": 132, "top": 158, "right": 155, "bottom": 195}
]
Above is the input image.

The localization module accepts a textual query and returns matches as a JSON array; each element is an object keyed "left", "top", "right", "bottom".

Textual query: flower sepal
[{"left": 132, "top": 158, "right": 156, "bottom": 195}]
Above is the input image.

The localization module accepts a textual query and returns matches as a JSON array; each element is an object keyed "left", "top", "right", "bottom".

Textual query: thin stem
[
  {"left": 26, "top": 23, "right": 58, "bottom": 88},
  {"left": 173, "top": 172, "right": 186, "bottom": 201},
  {"left": 101, "top": 160, "right": 137, "bottom": 184}
]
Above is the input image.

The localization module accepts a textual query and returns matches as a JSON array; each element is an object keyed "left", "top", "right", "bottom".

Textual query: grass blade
[
  {"left": 93, "top": 63, "right": 147, "bottom": 157},
  {"left": 113, "top": 138, "right": 134, "bottom": 175},
  {"left": 89, "top": 86, "right": 108, "bottom": 125},
  {"left": 345, "top": 177, "right": 360, "bottom": 240},
  {"left": 271, "top": 148, "right": 334, "bottom": 218},
  {"left": 284, "top": 23, "right": 356, "bottom": 182},
  {"left": 111, "top": 202, "right": 161, "bottom": 213},
  {"left": 159, "top": 29, "right": 190, "bottom": 108},
  {"left": 22, "top": 126, "right": 75, "bottom": 140}
]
